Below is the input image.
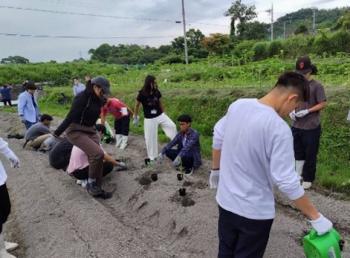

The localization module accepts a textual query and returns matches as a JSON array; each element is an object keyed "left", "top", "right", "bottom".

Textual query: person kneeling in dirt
[
  {"left": 100, "top": 97, "right": 133, "bottom": 150},
  {"left": 159, "top": 114, "right": 201, "bottom": 174},
  {"left": 54, "top": 77, "right": 113, "bottom": 199},
  {"left": 0, "top": 137, "right": 20, "bottom": 258},
  {"left": 23, "top": 114, "right": 53, "bottom": 150},
  {"left": 66, "top": 124, "right": 126, "bottom": 187}
]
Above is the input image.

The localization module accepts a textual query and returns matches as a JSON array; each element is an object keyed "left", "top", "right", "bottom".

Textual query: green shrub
[
  {"left": 268, "top": 40, "right": 283, "bottom": 57},
  {"left": 253, "top": 42, "right": 269, "bottom": 60}
]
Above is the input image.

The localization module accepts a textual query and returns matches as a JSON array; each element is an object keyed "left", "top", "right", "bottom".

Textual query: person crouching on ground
[
  {"left": 66, "top": 124, "right": 126, "bottom": 188},
  {"left": 17, "top": 81, "right": 40, "bottom": 130},
  {"left": 100, "top": 97, "right": 133, "bottom": 150},
  {"left": 209, "top": 72, "right": 333, "bottom": 258},
  {"left": 134, "top": 75, "right": 177, "bottom": 161},
  {"left": 0, "top": 137, "right": 20, "bottom": 258},
  {"left": 23, "top": 114, "right": 53, "bottom": 150},
  {"left": 54, "top": 76, "right": 113, "bottom": 199},
  {"left": 159, "top": 114, "right": 201, "bottom": 174}
]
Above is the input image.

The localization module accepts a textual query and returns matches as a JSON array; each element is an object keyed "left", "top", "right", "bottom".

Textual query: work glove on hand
[
  {"left": 172, "top": 156, "right": 181, "bottom": 168},
  {"left": 295, "top": 109, "right": 310, "bottom": 118},
  {"left": 289, "top": 110, "right": 297, "bottom": 121},
  {"left": 209, "top": 169, "right": 220, "bottom": 189},
  {"left": 133, "top": 115, "right": 139, "bottom": 126},
  {"left": 310, "top": 214, "right": 333, "bottom": 235},
  {"left": 4, "top": 149, "right": 20, "bottom": 168}
]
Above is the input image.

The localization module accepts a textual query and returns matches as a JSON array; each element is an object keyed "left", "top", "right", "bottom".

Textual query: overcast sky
[{"left": 0, "top": 0, "right": 348, "bottom": 62}]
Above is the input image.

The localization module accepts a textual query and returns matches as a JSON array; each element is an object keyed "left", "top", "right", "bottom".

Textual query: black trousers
[
  {"left": 2, "top": 99, "right": 12, "bottom": 106},
  {"left": 292, "top": 126, "right": 321, "bottom": 182},
  {"left": 0, "top": 184, "right": 11, "bottom": 234},
  {"left": 218, "top": 206, "right": 273, "bottom": 258},
  {"left": 71, "top": 162, "right": 114, "bottom": 180},
  {"left": 115, "top": 115, "right": 130, "bottom": 136},
  {"left": 165, "top": 149, "right": 194, "bottom": 172}
]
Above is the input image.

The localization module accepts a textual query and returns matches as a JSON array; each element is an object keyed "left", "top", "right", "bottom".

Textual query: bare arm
[
  {"left": 100, "top": 113, "right": 106, "bottom": 125},
  {"left": 212, "top": 149, "right": 221, "bottom": 170},
  {"left": 104, "top": 152, "right": 118, "bottom": 166},
  {"left": 292, "top": 195, "right": 320, "bottom": 220},
  {"left": 159, "top": 100, "right": 165, "bottom": 113},
  {"left": 134, "top": 101, "right": 141, "bottom": 117},
  {"left": 309, "top": 101, "right": 327, "bottom": 113}
]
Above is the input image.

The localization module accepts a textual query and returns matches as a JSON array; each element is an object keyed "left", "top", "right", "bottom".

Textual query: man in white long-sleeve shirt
[
  {"left": 209, "top": 72, "right": 333, "bottom": 258},
  {"left": 0, "top": 138, "right": 20, "bottom": 257}
]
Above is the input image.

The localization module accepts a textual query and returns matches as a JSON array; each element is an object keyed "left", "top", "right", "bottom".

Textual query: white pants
[{"left": 144, "top": 113, "right": 177, "bottom": 160}]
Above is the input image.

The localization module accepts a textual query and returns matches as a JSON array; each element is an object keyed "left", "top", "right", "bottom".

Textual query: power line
[
  {"left": 0, "top": 5, "right": 228, "bottom": 27},
  {"left": 0, "top": 32, "right": 177, "bottom": 40}
]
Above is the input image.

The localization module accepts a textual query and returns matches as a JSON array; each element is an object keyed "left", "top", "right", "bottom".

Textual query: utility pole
[
  {"left": 312, "top": 8, "right": 316, "bottom": 35},
  {"left": 266, "top": 3, "right": 274, "bottom": 41},
  {"left": 181, "top": 0, "right": 189, "bottom": 64},
  {"left": 283, "top": 21, "right": 286, "bottom": 39}
]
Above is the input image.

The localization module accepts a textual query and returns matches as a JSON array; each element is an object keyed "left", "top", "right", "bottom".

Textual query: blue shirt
[
  {"left": 18, "top": 91, "right": 40, "bottom": 123},
  {"left": 0, "top": 87, "right": 11, "bottom": 100},
  {"left": 162, "top": 128, "right": 202, "bottom": 169}
]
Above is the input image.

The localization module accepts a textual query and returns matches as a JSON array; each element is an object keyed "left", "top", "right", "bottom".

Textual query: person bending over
[
  {"left": 24, "top": 114, "right": 53, "bottom": 150},
  {"left": 210, "top": 72, "right": 333, "bottom": 258}
]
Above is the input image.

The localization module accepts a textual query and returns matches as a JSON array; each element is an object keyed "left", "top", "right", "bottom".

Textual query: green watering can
[{"left": 303, "top": 229, "right": 344, "bottom": 258}]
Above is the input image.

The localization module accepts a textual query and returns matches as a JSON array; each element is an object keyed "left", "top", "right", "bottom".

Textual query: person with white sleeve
[
  {"left": 0, "top": 137, "right": 20, "bottom": 258},
  {"left": 134, "top": 75, "right": 177, "bottom": 161},
  {"left": 209, "top": 72, "right": 333, "bottom": 258}
]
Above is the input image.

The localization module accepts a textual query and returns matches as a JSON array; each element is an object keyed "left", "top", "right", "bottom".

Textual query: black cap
[
  {"left": 91, "top": 76, "right": 110, "bottom": 95},
  {"left": 296, "top": 56, "right": 315, "bottom": 74}
]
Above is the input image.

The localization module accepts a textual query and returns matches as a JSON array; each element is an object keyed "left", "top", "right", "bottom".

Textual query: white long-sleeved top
[
  {"left": 214, "top": 99, "right": 304, "bottom": 220},
  {"left": 0, "top": 137, "right": 13, "bottom": 186}
]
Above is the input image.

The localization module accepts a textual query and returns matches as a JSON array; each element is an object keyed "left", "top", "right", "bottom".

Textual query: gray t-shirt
[
  {"left": 25, "top": 122, "right": 50, "bottom": 141},
  {"left": 292, "top": 79, "right": 326, "bottom": 130}
]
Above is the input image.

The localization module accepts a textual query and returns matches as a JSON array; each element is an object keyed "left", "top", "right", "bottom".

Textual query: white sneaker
[
  {"left": 0, "top": 234, "right": 16, "bottom": 258},
  {"left": 5, "top": 241, "right": 18, "bottom": 252},
  {"left": 302, "top": 182, "right": 312, "bottom": 189},
  {"left": 81, "top": 180, "right": 88, "bottom": 188},
  {"left": 76, "top": 180, "right": 82, "bottom": 185}
]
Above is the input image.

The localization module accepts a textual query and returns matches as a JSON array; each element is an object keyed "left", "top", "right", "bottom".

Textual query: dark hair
[
  {"left": 311, "top": 64, "right": 318, "bottom": 75},
  {"left": 24, "top": 80, "right": 37, "bottom": 90},
  {"left": 40, "top": 114, "right": 53, "bottom": 122},
  {"left": 275, "top": 72, "right": 309, "bottom": 102},
  {"left": 95, "top": 124, "right": 106, "bottom": 135},
  {"left": 178, "top": 114, "right": 192, "bottom": 123},
  {"left": 85, "top": 79, "right": 93, "bottom": 93},
  {"left": 141, "top": 75, "right": 157, "bottom": 96}
]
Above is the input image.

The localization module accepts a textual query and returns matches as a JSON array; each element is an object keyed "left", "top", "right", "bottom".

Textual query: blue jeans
[{"left": 23, "top": 120, "right": 36, "bottom": 129}]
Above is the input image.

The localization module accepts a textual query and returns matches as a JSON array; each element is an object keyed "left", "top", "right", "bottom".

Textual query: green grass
[{"left": 3, "top": 57, "right": 349, "bottom": 195}]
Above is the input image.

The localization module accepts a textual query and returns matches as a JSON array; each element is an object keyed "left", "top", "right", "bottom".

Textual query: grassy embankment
[{"left": 2, "top": 57, "right": 349, "bottom": 194}]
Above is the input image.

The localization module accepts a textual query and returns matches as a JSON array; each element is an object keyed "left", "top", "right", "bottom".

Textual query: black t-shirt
[{"left": 136, "top": 90, "right": 163, "bottom": 119}]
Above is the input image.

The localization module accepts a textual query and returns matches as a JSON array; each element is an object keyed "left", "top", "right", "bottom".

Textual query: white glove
[
  {"left": 172, "top": 156, "right": 181, "bottom": 167},
  {"left": 295, "top": 109, "right": 310, "bottom": 118},
  {"left": 133, "top": 115, "right": 139, "bottom": 126},
  {"left": 289, "top": 110, "right": 297, "bottom": 121},
  {"left": 209, "top": 170, "right": 220, "bottom": 189},
  {"left": 310, "top": 214, "right": 333, "bottom": 235},
  {"left": 4, "top": 149, "right": 20, "bottom": 168}
]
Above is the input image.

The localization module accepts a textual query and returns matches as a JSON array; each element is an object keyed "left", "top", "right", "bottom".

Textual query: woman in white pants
[{"left": 134, "top": 75, "right": 177, "bottom": 160}]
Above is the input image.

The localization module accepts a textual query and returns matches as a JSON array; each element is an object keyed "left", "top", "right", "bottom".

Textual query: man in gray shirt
[
  {"left": 290, "top": 56, "right": 327, "bottom": 189},
  {"left": 24, "top": 114, "right": 53, "bottom": 149}
]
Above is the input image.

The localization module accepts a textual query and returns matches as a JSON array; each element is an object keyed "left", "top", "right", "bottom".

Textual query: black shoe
[{"left": 86, "top": 182, "right": 113, "bottom": 199}]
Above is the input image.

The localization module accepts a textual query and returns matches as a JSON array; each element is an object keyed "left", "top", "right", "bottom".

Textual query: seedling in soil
[
  {"left": 177, "top": 173, "right": 183, "bottom": 181},
  {"left": 179, "top": 188, "right": 186, "bottom": 196},
  {"left": 144, "top": 158, "right": 151, "bottom": 165},
  {"left": 151, "top": 173, "right": 158, "bottom": 181}
]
